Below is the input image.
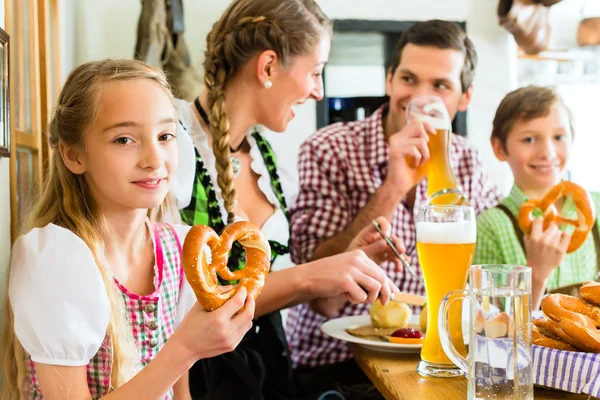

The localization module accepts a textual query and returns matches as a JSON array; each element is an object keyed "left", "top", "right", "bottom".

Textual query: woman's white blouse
[
  {"left": 9, "top": 223, "right": 195, "bottom": 366},
  {"left": 173, "top": 99, "right": 297, "bottom": 271}
]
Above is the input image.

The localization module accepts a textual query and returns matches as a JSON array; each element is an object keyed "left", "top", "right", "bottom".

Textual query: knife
[
  {"left": 371, "top": 219, "right": 425, "bottom": 286},
  {"left": 390, "top": 292, "right": 427, "bottom": 306}
]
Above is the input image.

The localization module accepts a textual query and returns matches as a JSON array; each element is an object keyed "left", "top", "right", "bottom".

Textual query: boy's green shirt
[{"left": 474, "top": 184, "right": 600, "bottom": 290}]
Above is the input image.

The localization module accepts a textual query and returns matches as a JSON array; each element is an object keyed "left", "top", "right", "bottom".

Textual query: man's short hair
[{"left": 388, "top": 20, "right": 477, "bottom": 93}]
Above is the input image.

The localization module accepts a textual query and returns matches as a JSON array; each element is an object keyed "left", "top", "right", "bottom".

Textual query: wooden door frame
[{"left": 7, "top": 0, "right": 58, "bottom": 240}]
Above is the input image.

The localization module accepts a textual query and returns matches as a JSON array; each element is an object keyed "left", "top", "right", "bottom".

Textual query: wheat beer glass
[
  {"left": 416, "top": 205, "right": 476, "bottom": 377},
  {"left": 439, "top": 265, "right": 533, "bottom": 399},
  {"left": 406, "top": 95, "right": 467, "bottom": 205}
]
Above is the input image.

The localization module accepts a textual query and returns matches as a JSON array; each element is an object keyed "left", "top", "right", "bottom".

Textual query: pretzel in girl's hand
[
  {"left": 182, "top": 221, "right": 271, "bottom": 311},
  {"left": 518, "top": 181, "right": 596, "bottom": 253}
]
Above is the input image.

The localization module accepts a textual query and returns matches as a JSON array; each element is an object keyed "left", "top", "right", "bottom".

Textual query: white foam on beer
[
  {"left": 416, "top": 221, "right": 476, "bottom": 244},
  {"left": 410, "top": 102, "right": 451, "bottom": 130}
]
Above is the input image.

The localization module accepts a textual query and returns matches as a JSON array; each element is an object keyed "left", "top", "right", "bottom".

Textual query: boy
[{"left": 475, "top": 85, "right": 600, "bottom": 310}]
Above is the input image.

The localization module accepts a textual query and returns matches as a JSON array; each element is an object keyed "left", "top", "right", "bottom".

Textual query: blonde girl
[{"left": 1, "top": 59, "right": 254, "bottom": 400}]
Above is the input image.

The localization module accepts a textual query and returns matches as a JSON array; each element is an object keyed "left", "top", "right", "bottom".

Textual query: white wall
[
  {"left": 562, "top": 83, "right": 600, "bottom": 189},
  {"left": 548, "top": 0, "right": 600, "bottom": 49}
]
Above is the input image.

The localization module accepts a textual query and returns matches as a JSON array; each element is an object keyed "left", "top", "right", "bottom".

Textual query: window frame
[{"left": 7, "top": 0, "right": 60, "bottom": 241}]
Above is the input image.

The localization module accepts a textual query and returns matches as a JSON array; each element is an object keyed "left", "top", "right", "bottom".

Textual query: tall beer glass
[
  {"left": 416, "top": 205, "right": 476, "bottom": 377},
  {"left": 406, "top": 95, "right": 467, "bottom": 205}
]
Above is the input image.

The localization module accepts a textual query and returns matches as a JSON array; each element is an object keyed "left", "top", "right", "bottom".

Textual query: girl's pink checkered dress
[{"left": 24, "top": 223, "right": 185, "bottom": 399}]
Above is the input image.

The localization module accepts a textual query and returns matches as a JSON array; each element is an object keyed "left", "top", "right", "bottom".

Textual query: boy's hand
[{"left": 524, "top": 217, "right": 571, "bottom": 282}]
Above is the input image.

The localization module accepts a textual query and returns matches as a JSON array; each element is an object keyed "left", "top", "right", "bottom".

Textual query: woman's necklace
[
  {"left": 194, "top": 98, "right": 243, "bottom": 178},
  {"left": 228, "top": 138, "right": 244, "bottom": 179}
]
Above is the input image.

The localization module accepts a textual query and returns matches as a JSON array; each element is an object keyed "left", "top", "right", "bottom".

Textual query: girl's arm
[
  {"left": 173, "top": 372, "right": 192, "bottom": 400},
  {"left": 36, "top": 337, "right": 195, "bottom": 400},
  {"left": 36, "top": 290, "right": 254, "bottom": 400}
]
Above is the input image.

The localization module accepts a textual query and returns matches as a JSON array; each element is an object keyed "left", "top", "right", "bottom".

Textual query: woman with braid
[{"left": 172, "top": 1, "right": 403, "bottom": 399}]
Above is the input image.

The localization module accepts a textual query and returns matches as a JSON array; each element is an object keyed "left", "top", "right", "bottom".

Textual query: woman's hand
[
  {"left": 347, "top": 216, "right": 405, "bottom": 272},
  {"left": 173, "top": 286, "right": 255, "bottom": 361},
  {"left": 306, "top": 217, "right": 402, "bottom": 318},
  {"left": 302, "top": 246, "right": 399, "bottom": 318},
  {"left": 303, "top": 249, "right": 398, "bottom": 304}
]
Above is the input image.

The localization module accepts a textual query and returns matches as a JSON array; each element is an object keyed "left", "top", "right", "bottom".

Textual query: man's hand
[{"left": 385, "top": 120, "right": 435, "bottom": 195}]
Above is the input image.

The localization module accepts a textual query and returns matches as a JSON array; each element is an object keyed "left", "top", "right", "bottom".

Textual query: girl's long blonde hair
[
  {"left": 203, "top": 0, "right": 332, "bottom": 223},
  {"left": 1, "top": 59, "right": 176, "bottom": 399}
]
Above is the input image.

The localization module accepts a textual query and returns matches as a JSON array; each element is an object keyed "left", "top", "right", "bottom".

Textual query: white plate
[{"left": 320, "top": 314, "right": 423, "bottom": 354}]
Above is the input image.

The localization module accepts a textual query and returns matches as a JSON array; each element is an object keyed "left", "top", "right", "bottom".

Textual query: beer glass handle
[{"left": 438, "top": 289, "right": 469, "bottom": 374}]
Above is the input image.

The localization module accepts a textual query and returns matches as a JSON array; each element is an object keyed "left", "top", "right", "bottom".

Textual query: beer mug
[
  {"left": 416, "top": 205, "right": 476, "bottom": 378},
  {"left": 439, "top": 265, "right": 533, "bottom": 400},
  {"left": 406, "top": 95, "right": 467, "bottom": 205}
]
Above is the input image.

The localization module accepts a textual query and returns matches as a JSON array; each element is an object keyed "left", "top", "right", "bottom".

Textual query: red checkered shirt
[{"left": 286, "top": 104, "right": 501, "bottom": 368}]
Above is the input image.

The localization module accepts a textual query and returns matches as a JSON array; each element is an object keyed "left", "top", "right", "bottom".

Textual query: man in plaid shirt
[{"left": 286, "top": 20, "right": 502, "bottom": 397}]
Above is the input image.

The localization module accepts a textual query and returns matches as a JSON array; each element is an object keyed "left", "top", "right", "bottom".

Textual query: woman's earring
[{"left": 264, "top": 80, "right": 273, "bottom": 89}]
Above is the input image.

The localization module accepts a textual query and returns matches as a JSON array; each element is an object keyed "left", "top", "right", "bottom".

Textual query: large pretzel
[
  {"left": 533, "top": 284, "right": 600, "bottom": 353},
  {"left": 580, "top": 281, "right": 600, "bottom": 306},
  {"left": 541, "top": 294, "right": 600, "bottom": 328},
  {"left": 182, "top": 221, "right": 271, "bottom": 311},
  {"left": 532, "top": 325, "right": 576, "bottom": 352},
  {"left": 518, "top": 181, "right": 595, "bottom": 253}
]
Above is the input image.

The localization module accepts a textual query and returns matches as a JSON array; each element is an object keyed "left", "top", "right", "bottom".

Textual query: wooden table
[{"left": 351, "top": 344, "right": 594, "bottom": 400}]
